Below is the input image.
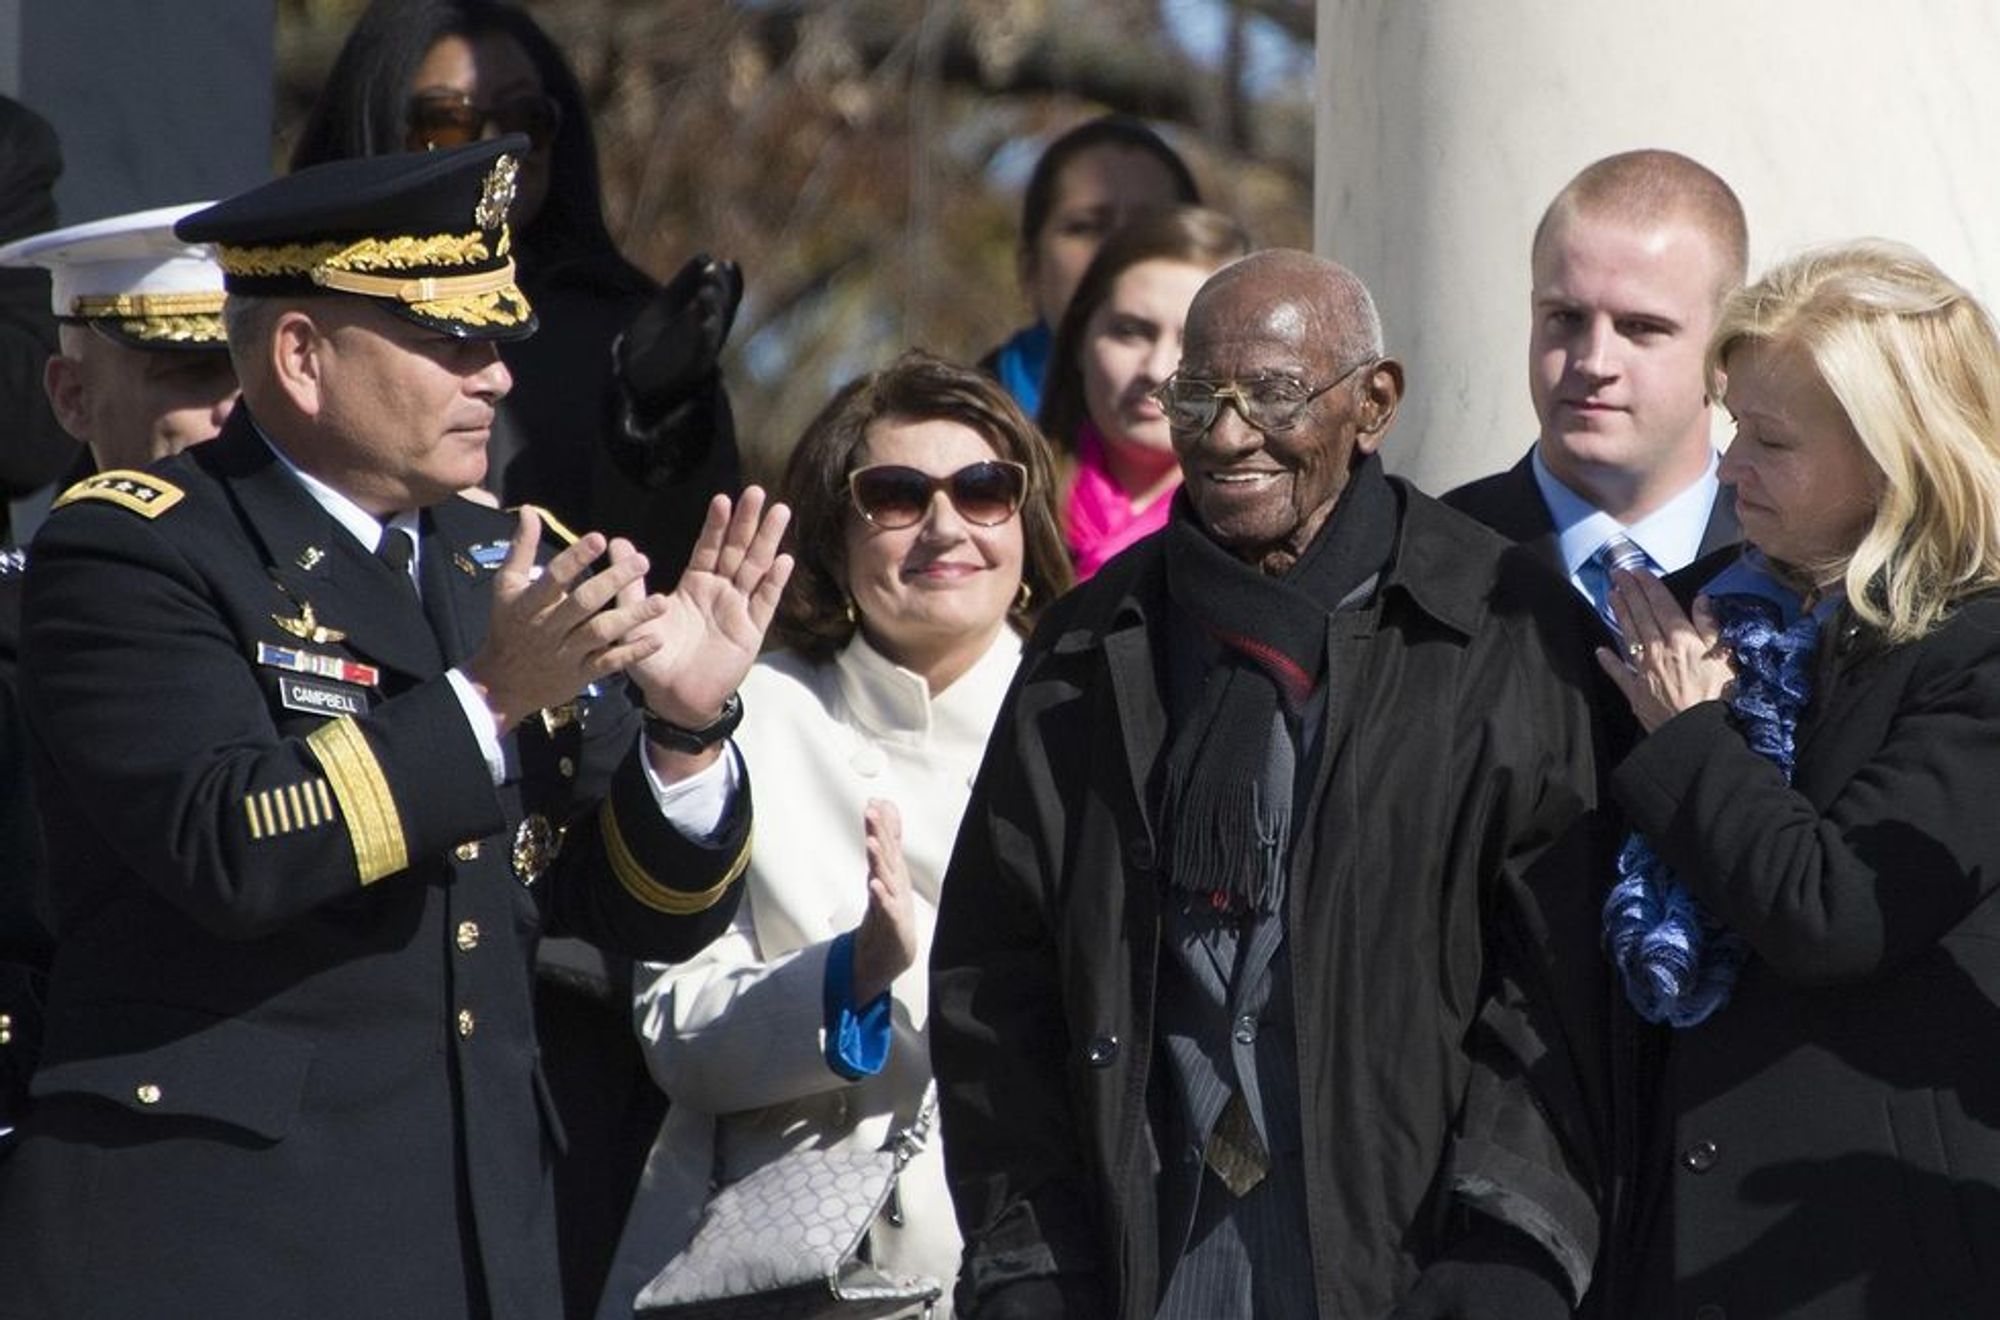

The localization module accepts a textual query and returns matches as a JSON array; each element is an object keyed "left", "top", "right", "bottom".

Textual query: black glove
[
  {"left": 615, "top": 253, "right": 743, "bottom": 422},
  {"left": 970, "top": 1274, "right": 1109, "bottom": 1320},
  {"left": 1392, "top": 1222, "right": 1574, "bottom": 1320}
]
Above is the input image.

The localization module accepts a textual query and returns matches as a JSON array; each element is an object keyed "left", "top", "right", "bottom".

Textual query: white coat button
[{"left": 850, "top": 744, "right": 886, "bottom": 778}]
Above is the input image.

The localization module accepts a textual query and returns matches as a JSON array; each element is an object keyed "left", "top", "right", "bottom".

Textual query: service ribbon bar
[{"left": 257, "top": 642, "right": 382, "bottom": 689}]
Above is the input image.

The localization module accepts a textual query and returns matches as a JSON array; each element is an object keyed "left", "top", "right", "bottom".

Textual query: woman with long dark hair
[
  {"left": 980, "top": 114, "right": 1201, "bottom": 419},
  {"left": 293, "top": 0, "right": 741, "bottom": 585},
  {"left": 1037, "top": 205, "right": 1248, "bottom": 577}
]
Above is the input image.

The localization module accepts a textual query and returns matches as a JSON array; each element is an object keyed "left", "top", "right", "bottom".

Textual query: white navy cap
[{"left": 0, "top": 201, "right": 225, "bottom": 349}]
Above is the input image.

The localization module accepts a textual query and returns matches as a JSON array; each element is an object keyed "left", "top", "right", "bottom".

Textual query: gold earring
[
  {"left": 843, "top": 596, "right": 858, "bottom": 625},
  {"left": 1014, "top": 581, "right": 1033, "bottom": 613}
]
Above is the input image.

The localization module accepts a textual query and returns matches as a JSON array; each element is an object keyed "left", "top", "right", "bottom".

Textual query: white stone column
[
  {"left": 1317, "top": 0, "right": 2000, "bottom": 495},
  {"left": 15, "top": 0, "right": 274, "bottom": 223}
]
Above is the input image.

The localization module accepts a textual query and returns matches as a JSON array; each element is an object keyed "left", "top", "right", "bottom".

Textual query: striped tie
[{"left": 1590, "top": 533, "right": 1656, "bottom": 631}]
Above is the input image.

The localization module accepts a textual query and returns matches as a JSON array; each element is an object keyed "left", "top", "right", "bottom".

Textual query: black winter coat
[
  {"left": 931, "top": 484, "right": 1607, "bottom": 1319},
  {"left": 1612, "top": 593, "right": 2000, "bottom": 1320}
]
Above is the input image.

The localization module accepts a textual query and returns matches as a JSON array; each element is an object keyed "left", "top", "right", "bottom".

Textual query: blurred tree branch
[{"left": 275, "top": 0, "right": 1313, "bottom": 480}]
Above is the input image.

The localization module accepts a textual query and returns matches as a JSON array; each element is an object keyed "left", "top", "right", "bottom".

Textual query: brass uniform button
[
  {"left": 455, "top": 920, "right": 481, "bottom": 952},
  {"left": 453, "top": 840, "right": 481, "bottom": 862},
  {"left": 1681, "top": 1139, "right": 1720, "bottom": 1174},
  {"left": 0, "top": 1011, "right": 11, "bottom": 1045},
  {"left": 512, "top": 814, "right": 555, "bottom": 886},
  {"left": 456, "top": 1009, "right": 476, "bottom": 1039},
  {"left": 135, "top": 1083, "right": 163, "bottom": 1105},
  {"left": 558, "top": 755, "right": 575, "bottom": 779}
]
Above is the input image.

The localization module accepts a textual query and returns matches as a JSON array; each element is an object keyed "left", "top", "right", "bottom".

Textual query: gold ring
[{"left": 1626, "top": 640, "right": 1645, "bottom": 661}]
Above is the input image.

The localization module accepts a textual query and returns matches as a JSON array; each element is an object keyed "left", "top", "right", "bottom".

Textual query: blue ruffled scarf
[{"left": 1603, "top": 557, "right": 1833, "bottom": 1027}]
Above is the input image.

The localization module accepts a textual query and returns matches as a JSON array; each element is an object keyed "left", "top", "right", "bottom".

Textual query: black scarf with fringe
[{"left": 1159, "top": 454, "right": 1397, "bottom": 915}]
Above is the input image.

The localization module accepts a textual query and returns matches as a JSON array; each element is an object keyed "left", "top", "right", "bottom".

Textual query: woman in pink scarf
[{"left": 1039, "top": 207, "right": 1251, "bottom": 579}]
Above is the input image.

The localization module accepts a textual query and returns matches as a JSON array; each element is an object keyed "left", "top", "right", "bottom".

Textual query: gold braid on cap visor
[
  {"left": 70, "top": 290, "right": 226, "bottom": 319},
  {"left": 216, "top": 227, "right": 506, "bottom": 280}
]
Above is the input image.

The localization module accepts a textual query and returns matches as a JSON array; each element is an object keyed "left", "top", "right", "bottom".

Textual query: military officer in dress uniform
[
  {"left": 0, "top": 200, "right": 240, "bottom": 476},
  {"left": 0, "top": 136, "right": 789, "bottom": 1320},
  {"left": 0, "top": 206, "right": 234, "bottom": 1151}
]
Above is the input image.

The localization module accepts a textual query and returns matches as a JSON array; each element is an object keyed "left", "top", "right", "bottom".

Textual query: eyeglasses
[
  {"left": 847, "top": 460, "right": 1029, "bottom": 529},
  {"left": 1151, "top": 358, "right": 1378, "bottom": 434},
  {"left": 405, "top": 91, "right": 563, "bottom": 152}
]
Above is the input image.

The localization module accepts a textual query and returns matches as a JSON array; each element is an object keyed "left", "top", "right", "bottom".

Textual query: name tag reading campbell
[{"left": 278, "top": 675, "right": 369, "bottom": 718}]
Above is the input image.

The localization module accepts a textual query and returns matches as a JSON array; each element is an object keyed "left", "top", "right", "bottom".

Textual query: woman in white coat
[{"left": 597, "top": 353, "right": 1072, "bottom": 1318}]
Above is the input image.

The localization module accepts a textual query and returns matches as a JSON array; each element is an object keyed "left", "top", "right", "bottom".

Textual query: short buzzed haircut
[{"left": 1533, "top": 149, "right": 1749, "bottom": 298}]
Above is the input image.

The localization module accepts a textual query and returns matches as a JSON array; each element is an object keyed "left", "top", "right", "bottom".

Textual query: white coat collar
[{"left": 834, "top": 627, "right": 1022, "bottom": 754}]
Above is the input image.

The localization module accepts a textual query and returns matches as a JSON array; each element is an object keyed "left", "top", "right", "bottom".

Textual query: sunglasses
[
  {"left": 405, "top": 91, "right": 562, "bottom": 152},
  {"left": 847, "top": 460, "right": 1029, "bottom": 530}
]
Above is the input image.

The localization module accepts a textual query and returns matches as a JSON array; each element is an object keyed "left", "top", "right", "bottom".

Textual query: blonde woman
[{"left": 1595, "top": 240, "right": 2000, "bottom": 1319}]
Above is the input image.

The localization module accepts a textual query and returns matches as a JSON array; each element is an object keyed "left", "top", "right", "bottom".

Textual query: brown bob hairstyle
[{"left": 772, "top": 351, "right": 1073, "bottom": 662}]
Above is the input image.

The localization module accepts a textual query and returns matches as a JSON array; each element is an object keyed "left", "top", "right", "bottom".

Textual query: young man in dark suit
[{"left": 1446, "top": 149, "right": 1747, "bottom": 630}]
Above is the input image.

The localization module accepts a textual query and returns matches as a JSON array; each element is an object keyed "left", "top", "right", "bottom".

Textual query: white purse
[{"left": 634, "top": 1091, "right": 942, "bottom": 1320}]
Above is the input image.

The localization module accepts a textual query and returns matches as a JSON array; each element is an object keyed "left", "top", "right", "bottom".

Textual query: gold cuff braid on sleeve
[
  {"left": 599, "top": 798, "right": 749, "bottom": 916},
  {"left": 305, "top": 718, "right": 409, "bottom": 885}
]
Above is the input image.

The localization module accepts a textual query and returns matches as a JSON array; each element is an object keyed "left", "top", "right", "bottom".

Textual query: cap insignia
[{"left": 476, "top": 155, "right": 519, "bottom": 231}]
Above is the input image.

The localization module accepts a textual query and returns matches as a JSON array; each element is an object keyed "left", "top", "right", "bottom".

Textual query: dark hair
[
  {"left": 289, "top": 0, "right": 641, "bottom": 285},
  {"left": 1038, "top": 205, "right": 1251, "bottom": 450},
  {"left": 774, "top": 351, "right": 1073, "bottom": 662},
  {"left": 1019, "top": 115, "right": 1201, "bottom": 257}
]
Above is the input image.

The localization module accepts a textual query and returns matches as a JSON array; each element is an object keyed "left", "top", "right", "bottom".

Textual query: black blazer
[
  {"left": 1444, "top": 446, "right": 1742, "bottom": 1316},
  {"left": 1442, "top": 450, "right": 1743, "bottom": 594},
  {"left": 0, "top": 411, "right": 748, "bottom": 1320}
]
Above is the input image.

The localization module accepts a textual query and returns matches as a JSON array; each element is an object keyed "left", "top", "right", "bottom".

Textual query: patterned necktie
[
  {"left": 1203, "top": 1090, "right": 1271, "bottom": 1197},
  {"left": 1589, "top": 532, "right": 1656, "bottom": 632}
]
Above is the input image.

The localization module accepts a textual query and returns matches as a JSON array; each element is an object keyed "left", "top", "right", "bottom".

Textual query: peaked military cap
[
  {"left": 0, "top": 201, "right": 226, "bottom": 349},
  {"left": 176, "top": 135, "right": 535, "bottom": 341}
]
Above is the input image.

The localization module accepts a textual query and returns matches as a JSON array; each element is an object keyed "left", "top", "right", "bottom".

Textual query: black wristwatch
[{"left": 640, "top": 691, "right": 743, "bottom": 753}]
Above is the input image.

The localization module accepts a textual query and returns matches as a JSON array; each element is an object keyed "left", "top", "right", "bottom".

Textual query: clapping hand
[
  {"left": 850, "top": 800, "right": 918, "bottom": 1006},
  {"left": 463, "top": 507, "right": 668, "bottom": 734},
  {"left": 624, "top": 486, "right": 792, "bottom": 736}
]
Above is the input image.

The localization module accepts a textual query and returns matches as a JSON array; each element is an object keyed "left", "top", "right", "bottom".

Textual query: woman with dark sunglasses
[
  {"left": 291, "top": 0, "right": 741, "bottom": 587},
  {"left": 598, "top": 354, "right": 1069, "bottom": 1320}
]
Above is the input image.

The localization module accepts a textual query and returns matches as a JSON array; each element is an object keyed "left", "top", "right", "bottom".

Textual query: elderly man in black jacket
[{"left": 931, "top": 249, "right": 1607, "bottom": 1320}]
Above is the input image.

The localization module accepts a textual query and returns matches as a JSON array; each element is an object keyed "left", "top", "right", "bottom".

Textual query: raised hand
[
  {"left": 461, "top": 507, "right": 667, "bottom": 734},
  {"left": 851, "top": 799, "right": 918, "bottom": 1006},
  {"left": 624, "top": 486, "right": 793, "bottom": 728}
]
